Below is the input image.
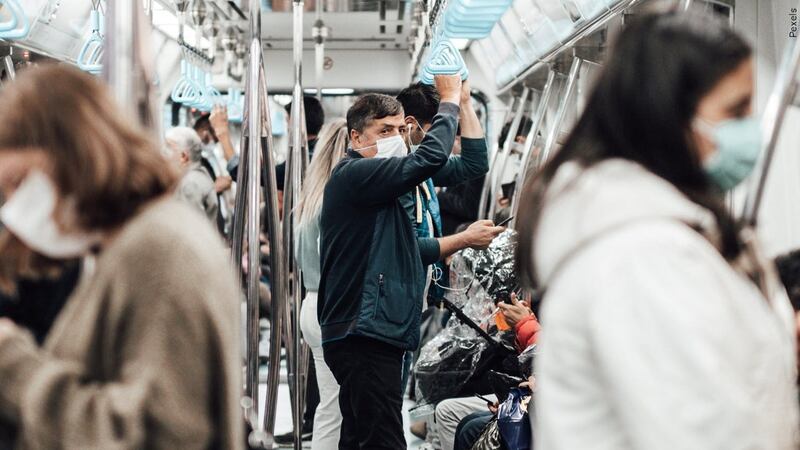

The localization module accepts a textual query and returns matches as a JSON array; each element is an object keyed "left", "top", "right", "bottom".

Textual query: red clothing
[{"left": 514, "top": 314, "right": 541, "bottom": 351}]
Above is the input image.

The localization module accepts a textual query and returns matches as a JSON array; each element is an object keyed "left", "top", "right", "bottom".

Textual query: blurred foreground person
[
  {"left": 516, "top": 10, "right": 799, "bottom": 450},
  {"left": 0, "top": 65, "right": 242, "bottom": 450}
]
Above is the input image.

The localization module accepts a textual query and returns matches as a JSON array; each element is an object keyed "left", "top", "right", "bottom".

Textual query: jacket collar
[{"left": 346, "top": 148, "right": 364, "bottom": 159}]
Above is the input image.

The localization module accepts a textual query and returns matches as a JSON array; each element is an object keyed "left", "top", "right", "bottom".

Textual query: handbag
[
  {"left": 496, "top": 388, "right": 532, "bottom": 450},
  {"left": 470, "top": 418, "right": 504, "bottom": 450}
]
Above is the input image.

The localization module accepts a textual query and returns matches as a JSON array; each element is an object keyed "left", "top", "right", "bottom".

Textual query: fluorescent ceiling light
[
  {"left": 304, "top": 88, "right": 356, "bottom": 95},
  {"left": 450, "top": 39, "right": 470, "bottom": 50}
]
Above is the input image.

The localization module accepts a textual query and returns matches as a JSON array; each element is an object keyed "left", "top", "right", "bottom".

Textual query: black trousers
[{"left": 324, "top": 336, "right": 406, "bottom": 450}]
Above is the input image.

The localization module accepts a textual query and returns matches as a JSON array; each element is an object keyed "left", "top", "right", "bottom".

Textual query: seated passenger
[
  {"left": 165, "top": 126, "right": 220, "bottom": 224},
  {"left": 435, "top": 293, "right": 540, "bottom": 450},
  {"left": 0, "top": 64, "right": 242, "bottom": 450},
  {"left": 515, "top": 10, "right": 798, "bottom": 449}
]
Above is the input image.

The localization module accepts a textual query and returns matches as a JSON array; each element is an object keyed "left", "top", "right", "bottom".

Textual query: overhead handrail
[
  {"left": 439, "top": 0, "right": 513, "bottom": 39},
  {"left": 496, "top": 0, "right": 640, "bottom": 95},
  {"left": 78, "top": 9, "right": 105, "bottom": 74},
  {"left": 0, "top": 0, "right": 30, "bottom": 40}
]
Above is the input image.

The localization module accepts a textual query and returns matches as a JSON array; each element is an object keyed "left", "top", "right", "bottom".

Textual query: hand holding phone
[{"left": 495, "top": 216, "right": 514, "bottom": 227}]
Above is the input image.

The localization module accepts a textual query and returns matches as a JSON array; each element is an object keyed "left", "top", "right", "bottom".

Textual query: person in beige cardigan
[{"left": 0, "top": 64, "right": 243, "bottom": 450}]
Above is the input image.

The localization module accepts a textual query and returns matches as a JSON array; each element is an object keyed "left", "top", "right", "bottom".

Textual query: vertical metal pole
[
  {"left": 244, "top": 39, "right": 263, "bottom": 414},
  {"left": 231, "top": 0, "right": 286, "bottom": 444},
  {"left": 104, "top": 0, "right": 159, "bottom": 132},
  {"left": 478, "top": 97, "right": 517, "bottom": 219},
  {"left": 510, "top": 69, "right": 556, "bottom": 228},
  {"left": 314, "top": 0, "right": 326, "bottom": 101},
  {"left": 284, "top": 2, "right": 311, "bottom": 449},
  {"left": 741, "top": 34, "right": 800, "bottom": 225},
  {"left": 258, "top": 53, "right": 285, "bottom": 446},
  {"left": 538, "top": 58, "right": 582, "bottom": 166},
  {"left": 488, "top": 87, "right": 530, "bottom": 220},
  {"left": 2, "top": 55, "right": 15, "bottom": 81}
]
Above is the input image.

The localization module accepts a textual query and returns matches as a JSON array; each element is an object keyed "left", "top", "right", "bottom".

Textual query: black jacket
[
  {"left": 318, "top": 102, "right": 460, "bottom": 350},
  {"left": 438, "top": 175, "right": 485, "bottom": 236}
]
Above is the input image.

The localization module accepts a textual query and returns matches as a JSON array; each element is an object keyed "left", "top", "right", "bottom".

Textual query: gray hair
[{"left": 165, "top": 126, "right": 203, "bottom": 163}]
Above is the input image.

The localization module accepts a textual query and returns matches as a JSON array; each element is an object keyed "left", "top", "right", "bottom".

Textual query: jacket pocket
[{"left": 373, "top": 273, "right": 415, "bottom": 326}]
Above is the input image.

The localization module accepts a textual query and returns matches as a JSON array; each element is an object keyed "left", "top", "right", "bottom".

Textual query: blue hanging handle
[
  {"left": 77, "top": 10, "right": 104, "bottom": 74},
  {"left": 420, "top": 37, "right": 469, "bottom": 85},
  {"left": 0, "top": 0, "right": 30, "bottom": 40},
  {"left": 204, "top": 72, "right": 224, "bottom": 110},
  {"left": 196, "top": 67, "right": 212, "bottom": 111},
  {"left": 0, "top": 0, "right": 18, "bottom": 32},
  {"left": 186, "top": 65, "right": 202, "bottom": 109},
  {"left": 171, "top": 60, "right": 198, "bottom": 104},
  {"left": 227, "top": 89, "right": 244, "bottom": 123}
]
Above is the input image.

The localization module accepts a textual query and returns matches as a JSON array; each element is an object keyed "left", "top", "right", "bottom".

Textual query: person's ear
[{"left": 350, "top": 129, "right": 361, "bottom": 146}]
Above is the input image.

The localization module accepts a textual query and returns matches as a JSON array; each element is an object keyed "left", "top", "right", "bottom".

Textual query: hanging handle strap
[{"left": 0, "top": 0, "right": 30, "bottom": 40}]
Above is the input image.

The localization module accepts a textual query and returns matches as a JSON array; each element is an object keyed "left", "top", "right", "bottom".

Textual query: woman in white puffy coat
[{"left": 515, "top": 10, "right": 799, "bottom": 450}]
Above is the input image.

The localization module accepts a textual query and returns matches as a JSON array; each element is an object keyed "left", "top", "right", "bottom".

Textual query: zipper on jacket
[{"left": 378, "top": 273, "right": 385, "bottom": 297}]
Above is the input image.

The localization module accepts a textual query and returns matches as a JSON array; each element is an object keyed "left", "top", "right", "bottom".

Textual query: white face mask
[
  {"left": 359, "top": 135, "right": 408, "bottom": 159},
  {"left": 0, "top": 170, "right": 101, "bottom": 259}
]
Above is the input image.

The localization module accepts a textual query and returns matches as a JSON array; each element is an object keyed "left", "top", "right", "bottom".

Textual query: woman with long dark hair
[{"left": 515, "top": 10, "right": 798, "bottom": 449}]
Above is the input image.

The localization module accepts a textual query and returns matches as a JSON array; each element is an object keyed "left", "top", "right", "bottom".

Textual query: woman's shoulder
[
  {"left": 93, "top": 197, "right": 238, "bottom": 313},
  {"left": 103, "top": 197, "right": 229, "bottom": 273}
]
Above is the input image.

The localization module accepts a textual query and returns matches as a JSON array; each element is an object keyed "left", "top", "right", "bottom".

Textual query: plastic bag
[
  {"left": 497, "top": 388, "right": 532, "bottom": 450},
  {"left": 453, "top": 229, "right": 518, "bottom": 302},
  {"left": 415, "top": 230, "right": 521, "bottom": 406},
  {"left": 414, "top": 324, "right": 490, "bottom": 405}
]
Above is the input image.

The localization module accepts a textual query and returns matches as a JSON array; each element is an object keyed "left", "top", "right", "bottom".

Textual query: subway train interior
[{"left": 1, "top": 0, "right": 800, "bottom": 449}]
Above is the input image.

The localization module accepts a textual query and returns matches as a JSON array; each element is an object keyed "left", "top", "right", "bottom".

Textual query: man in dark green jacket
[{"left": 318, "top": 75, "right": 503, "bottom": 449}]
